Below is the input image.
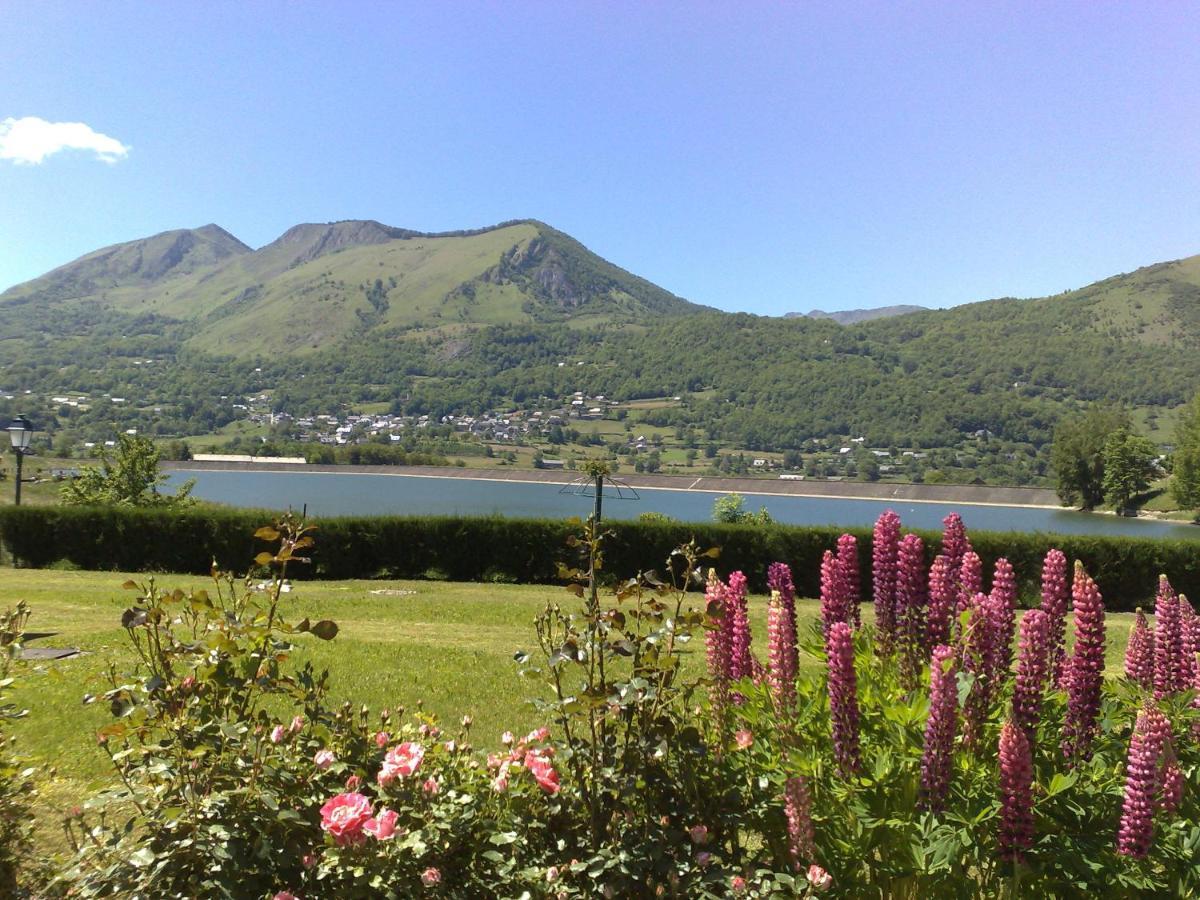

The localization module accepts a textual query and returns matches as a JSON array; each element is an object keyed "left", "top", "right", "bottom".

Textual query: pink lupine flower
[
  {"left": 319, "top": 792, "right": 373, "bottom": 846},
  {"left": 998, "top": 721, "right": 1035, "bottom": 862},
  {"left": 705, "top": 569, "right": 732, "bottom": 718},
  {"left": 872, "top": 510, "right": 902, "bottom": 655},
  {"left": 927, "top": 554, "right": 956, "bottom": 649},
  {"left": 960, "top": 593, "right": 993, "bottom": 749},
  {"left": 958, "top": 551, "right": 983, "bottom": 613},
  {"left": 689, "top": 824, "right": 710, "bottom": 845},
  {"left": 270, "top": 724, "right": 287, "bottom": 744},
  {"left": 826, "top": 621, "right": 861, "bottom": 776},
  {"left": 1117, "top": 706, "right": 1172, "bottom": 858},
  {"left": 726, "top": 571, "right": 753, "bottom": 679},
  {"left": 989, "top": 558, "right": 1017, "bottom": 677},
  {"left": 1154, "top": 575, "right": 1182, "bottom": 699},
  {"left": 313, "top": 749, "right": 336, "bottom": 770},
  {"left": 364, "top": 807, "right": 399, "bottom": 841},
  {"left": 421, "top": 867, "right": 441, "bottom": 886},
  {"left": 820, "top": 550, "right": 849, "bottom": 637},
  {"left": 1012, "top": 610, "right": 1052, "bottom": 742},
  {"left": 767, "top": 562, "right": 797, "bottom": 638},
  {"left": 1179, "top": 596, "right": 1197, "bottom": 688},
  {"left": 896, "top": 532, "right": 929, "bottom": 686},
  {"left": 524, "top": 750, "right": 561, "bottom": 794},
  {"left": 920, "top": 644, "right": 958, "bottom": 811},
  {"left": 373, "top": 731, "right": 389, "bottom": 748},
  {"left": 806, "top": 865, "right": 833, "bottom": 891},
  {"left": 837, "top": 533, "right": 862, "bottom": 628},
  {"left": 767, "top": 589, "right": 798, "bottom": 720},
  {"left": 940, "top": 512, "right": 971, "bottom": 575},
  {"left": 1160, "top": 757, "right": 1185, "bottom": 817},
  {"left": 784, "top": 775, "right": 815, "bottom": 868},
  {"left": 1039, "top": 549, "right": 1070, "bottom": 683},
  {"left": 1061, "top": 563, "right": 1106, "bottom": 763},
  {"left": 378, "top": 741, "right": 425, "bottom": 785},
  {"left": 1125, "top": 608, "right": 1155, "bottom": 690}
]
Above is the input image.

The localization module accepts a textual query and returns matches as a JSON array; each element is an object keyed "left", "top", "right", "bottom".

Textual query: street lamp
[{"left": 7, "top": 416, "right": 33, "bottom": 506}]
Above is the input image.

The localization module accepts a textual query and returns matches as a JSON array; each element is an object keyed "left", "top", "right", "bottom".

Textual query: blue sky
[{"left": 2, "top": 2, "right": 1198, "bottom": 314}]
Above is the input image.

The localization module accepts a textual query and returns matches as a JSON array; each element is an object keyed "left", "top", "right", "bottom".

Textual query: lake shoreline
[{"left": 163, "top": 460, "right": 1066, "bottom": 511}]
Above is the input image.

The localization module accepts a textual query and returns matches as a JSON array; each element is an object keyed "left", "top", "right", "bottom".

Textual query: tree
[
  {"left": 1101, "top": 429, "right": 1157, "bottom": 512},
  {"left": 1050, "top": 407, "right": 1129, "bottom": 509},
  {"left": 1171, "top": 393, "right": 1200, "bottom": 511},
  {"left": 60, "top": 434, "right": 195, "bottom": 506},
  {"left": 712, "top": 492, "right": 774, "bottom": 525}
]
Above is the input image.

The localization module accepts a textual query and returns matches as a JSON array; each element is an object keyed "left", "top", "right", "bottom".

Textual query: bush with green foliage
[
  {"left": 0, "top": 602, "right": 36, "bottom": 895},
  {"left": 60, "top": 434, "right": 195, "bottom": 507}
]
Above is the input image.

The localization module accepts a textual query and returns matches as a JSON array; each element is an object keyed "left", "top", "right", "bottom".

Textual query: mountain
[
  {"left": 785, "top": 305, "right": 927, "bottom": 325},
  {"left": 0, "top": 218, "right": 704, "bottom": 356}
]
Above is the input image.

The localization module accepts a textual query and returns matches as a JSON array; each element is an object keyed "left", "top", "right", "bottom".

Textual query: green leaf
[
  {"left": 309, "top": 620, "right": 339, "bottom": 641},
  {"left": 254, "top": 552, "right": 275, "bottom": 567},
  {"left": 128, "top": 847, "right": 156, "bottom": 867},
  {"left": 254, "top": 526, "right": 281, "bottom": 541}
]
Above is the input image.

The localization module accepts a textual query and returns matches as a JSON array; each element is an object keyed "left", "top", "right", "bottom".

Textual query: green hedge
[{"left": 1, "top": 505, "right": 1197, "bottom": 612}]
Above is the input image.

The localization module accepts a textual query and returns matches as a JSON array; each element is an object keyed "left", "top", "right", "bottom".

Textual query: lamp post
[{"left": 7, "top": 416, "right": 33, "bottom": 506}]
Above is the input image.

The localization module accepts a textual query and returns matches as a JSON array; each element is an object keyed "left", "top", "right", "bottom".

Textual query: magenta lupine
[
  {"left": 826, "top": 621, "right": 861, "bottom": 776},
  {"left": 837, "top": 534, "right": 862, "bottom": 628},
  {"left": 767, "top": 561, "right": 798, "bottom": 648},
  {"left": 726, "top": 571, "right": 752, "bottom": 680},
  {"left": 940, "top": 512, "right": 972, "bottom": 575},
  {"left": 1160, "top": 755, "right": 1184, "bottom": 817},
  {"left": 1153, "top": 575, "right": 1182, "bottom": 699},
  {"left": 1011, "top": 609, "right": 1052, "bottom": 742},
  {"left": 1179, "top": 596, "right": 1197, "bottom": 689},
  {"left": 997, "top": 720, "right": 1035, "bottom": 863},
  {"left": 1039, "top": 549, "right": 1070, "bottom": 684},
  {"left": 927, "top": 554, "right": 956, "bottom": 650},
  {"left": 767, "top": 590, "right": 798, "bottom": 720},
  {"left": 1124, "top": 608, "right": 1155, "bottom": 690},
  {"left": 919, "top": 644, "right": 958, "bottom": 812},
  {"left": 896, "top": 533, "right": 929, "bottom": 686},
  {"left": 783, "top": 775, "right": 816, "bottom": 869},
  {"left": 820, "top": 550, "right": 849, "bottom": 636},
  {"left": 958, "top": 551, "right": 983, "bottom": 614},
  {"left": 989, "top": 558, "right": 1017, "bottom": 677},
  {"left": 1061, "top": 563, "right": 1106, "bottom": 763},
  {"left": 872, "top": 510, "right": 902, "bottom": 655},
  {"left": 704, "top": 569, "right": 731, "bottom": 719},
  {"left": 960, "top": 593, "right": 994, "bottom": 748},
  {"left": 1117, "top": 706, "right": 1172, "bottom": 858}
]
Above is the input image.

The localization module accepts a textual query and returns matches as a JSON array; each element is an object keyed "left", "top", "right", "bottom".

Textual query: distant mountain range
[{"left": 786, "top": 305, "right": 928, "bottom": 325}]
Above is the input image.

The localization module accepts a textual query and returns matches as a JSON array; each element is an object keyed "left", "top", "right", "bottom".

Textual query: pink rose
[
  {"left": 421, "top": 866, "right": 441, "bottom": 886},
  {"left": 731, "top": 875, "right": 747, "bottom": 894},
  {"left": 546, "top": 866, "right": 560, "bottom": 883},
  {"left": 364, "top": 807, "right": 399, "bottom": 841},
  {"left": 735, "top": 729, "right": 753, "bottom": 750},
  {"left": 486, "top": 753, "right": 502, "bottom": 769},
  {"left": 443, "top": 740, "right": 457, "bottom": 753},
  {"left": 525, "top": 726, "right": 550, "bottom": 744},
  {"left": 180, "top": 675, "right": 196, "bottom": 691},
  {"left": 374, "top": 731, "right": 389, "bottom": 748},
  {"left": 290, "top": 715, "right": 305, "bottom": 733},
  {"left": 345, "top": 775, "right": 362, "bottom": 791},
  {"left": 274, "top": 893, "right": 297, "bottom": 900},
  {"left": 422, "top": 776, "right": 440, "bottom": 796},
  {"left": 501, "top": 731, "right": 515, "bottom": 745},
  {"left": 378, "top": 741, "right": 424, "bottom": 785},
  {"left": 313, "top": 749, "right": 336, "bottom": 770},
  {"left": 807, "top": 865, "right": 833, "bottom": 891},
  {"left": 270, "top": 725, "right": 287, "bottom": 744},
  {"left": 491, "top": 773, "right": 509, "bottom": 793},
  {"left": 301, "top": 854, "right": 317, "bottom": 869},
  {"left": 319, "top": 792, "right": 373, "bottom": 846},
  {"left": 689, "top": 824, "right": 709, "bottom": 845},
  {"left": 524, "top": 750, "right": 560, "bottom": 795}
]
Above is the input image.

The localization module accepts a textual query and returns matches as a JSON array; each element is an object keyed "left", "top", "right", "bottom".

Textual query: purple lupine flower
[
  {"left": 896, "top": 533, "right": 929, "bottom": 686},
  {"left": 783, "top": 775, "right": 815, "bottom": 869},
  {"left": 1011, "top": 609, "right": 1052, "bottom": 742},
  {"left": 1117, "top": 706, "right": 1172, "bottom": 858},
  {"left": 940, "top": 512, "right": 972, "bottom": 575},
  {"left": 1039, "top": 549, "right": 1070, "bottom": 684},
  {"left": 1061, "top": 563, "right": 1106, "bottom": 763},
  {"left": 1153, "top": 575, "right": 1182, "bottom": 699},
  {"left": 919, "top": 644, "right": 958, "bottom": 812},
  {"left": 958, "top": 551, "right": 983, "bottom": 614},
  {"left": 1179, "top": 595, "right": 1197, "bottom": 689},
  {"left": 1124, "top": 608, "right": 1155, "bottom": 690},
  {"left": 872, "top": 510, "right": 902, "bottom": 655},
  {"left": 1160, "top": 755, "right": 1184, "bottom": 817},
  {"left": 767, "top": 590, "right": 797, "bottom": 720},
  {"left": 767, "top": 561, "right": 798, "bottom": 650},
  {"left": 726, "top": 571, "right": 752, "bottom": 680},
  {"left": 989, "top": 559, "right": 1017, "bottom": 677},
  {"left": 960, "top": 592, "right": 993, "bottom": 748},
  {"left": 826, "top": 621, "right": 861, "bottom": 776},
  {"left": 998, "top": 720, "right": 1035, "bottom": 863},
  {"left": 927, "top": 554, "right": 956, "bottom": 650},
  {"left": 704, "top": 569, "right": 731, "bottom": 720},
  {"left": 837, "top": 534, "right": 862, "bottom": 628},
  {"left": 820, "top": 550, "right": 848, "bottom": 637}
]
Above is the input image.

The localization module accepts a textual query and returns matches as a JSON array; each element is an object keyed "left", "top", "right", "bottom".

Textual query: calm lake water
[{"left": 164, "top": 469, "right": 1200, "bottom": 540}]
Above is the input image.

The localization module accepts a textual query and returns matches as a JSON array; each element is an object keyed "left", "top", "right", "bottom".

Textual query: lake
[{"left": 163, "top": 468, "right": 1200, "bottom": 540}]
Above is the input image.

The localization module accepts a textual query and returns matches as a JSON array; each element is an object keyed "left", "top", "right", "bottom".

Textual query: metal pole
[
  {"left": 13, "top": 450, "right": 22, "bottom": 506},
  {"left": 593, "top": 472, "right": 603, "bottom": 527}
]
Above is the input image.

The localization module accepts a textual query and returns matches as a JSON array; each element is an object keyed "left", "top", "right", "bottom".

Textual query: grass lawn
[{"left": 0, "top": 567, "right": 1141, "bottom": 858}]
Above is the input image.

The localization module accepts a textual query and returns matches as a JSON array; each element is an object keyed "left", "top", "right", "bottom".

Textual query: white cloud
[{"left": 0, "top": 116, "right": 130, "bottom": 165}]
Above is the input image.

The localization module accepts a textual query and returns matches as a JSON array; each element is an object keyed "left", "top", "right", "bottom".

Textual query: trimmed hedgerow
[{"left": 0, "top": 505, "right": 1197, "bottom": 610}]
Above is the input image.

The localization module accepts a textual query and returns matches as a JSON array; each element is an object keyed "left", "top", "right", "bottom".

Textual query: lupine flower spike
[
  {"left": 1178, "top": 595, "right": 1197, "bottom": 688},
  {"left": 837, "top": 534, "right": 861, "bottom": 628},
  {"left": 1124, "top": 608, "right": 1154, "bottom": 690},
  {"left": 1039, "top": 549, "right": 1070, "bottom": 684},
  {"left": 896, "top": 533, "right": 929, "bottom": 687},
  {"left": 988, "top": 558, "right": 1017, "bottom": 678},
  {"left": 1061, "top": 563, "right": 1106, "bottom": 763},
  {"left": 997, "top": 720, "right": 1035, "bottom": 862},
  {"left": 767, "top": 562, "right": 798, "bottom": 655},
  {"left": 1012, "top": 609, "right": 1052, "bottom": 742},
  {"left": 1153, "top": 575, "right": 1182, "bottom": 699},
  {"left": 958, "top": 551, "right": 983, "bottom": 614},
  {"left": 783, "top": 775, "right": 816, "bottom": 869},
  {"left": 704, "top": 570, "right": 731, "bottom": 724},
  {"left": 1116, "top": 706, "right": 1172, "bottom": 858},
  {"left": 940, "top": 512, "right": 972, "bottom": 575},
  {"left": 820, "top": 550, "right": 849, "bottom": 637},
  {"left": 960, "top": 593, "right": 993, "bottom": 748},
  {"left": 919, "top": 644, "right": 958, "bottom": 811},
  {"left": 927, "top": 554, "right": 956, "bottom": 650},
  {"left": 767, "top": 590, "right": 798, "bottom": 721},
  {"left": 726, "top": 571, "right": 752, "bottom": 680},
  {"left": 872, "top": 510, "right": 902, "bottom": 655},
  {"left": 826, "top": 621, "right": 861, "bottom": 776}
]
